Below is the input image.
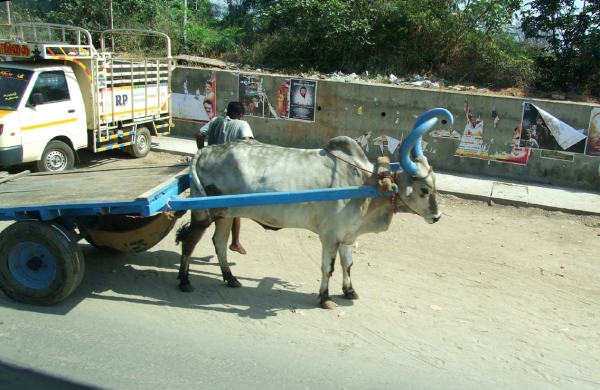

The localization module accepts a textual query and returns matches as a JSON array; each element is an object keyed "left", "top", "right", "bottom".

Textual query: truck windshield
[{"left": 0, "top": 68, "right": 33, "bottom": 110}]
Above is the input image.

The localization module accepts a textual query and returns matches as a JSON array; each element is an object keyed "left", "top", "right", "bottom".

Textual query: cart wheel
[
  {"left": 128, "top": 127, "right": 152, "bottom": 158},
  {"left": 34, "top": 140, "right": 75, "bottom": 172},
  {"left": 0, "top": 220, "right": 85, "bottom": 306}
]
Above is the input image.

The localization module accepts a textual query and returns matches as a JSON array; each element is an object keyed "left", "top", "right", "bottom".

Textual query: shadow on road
[
  {"left": 0, "top": 359, "right": 101, "bottom": 390},
  {"left": 0, "top": 245, "right": 348, "bottom": 318}
]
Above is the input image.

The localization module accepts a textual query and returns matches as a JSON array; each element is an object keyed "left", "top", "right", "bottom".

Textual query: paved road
[{"left": 1, "top": 150, "right": 599, "bottom": 390}]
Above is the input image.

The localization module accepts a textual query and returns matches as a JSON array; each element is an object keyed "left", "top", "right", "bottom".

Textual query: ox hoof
[
  {"left": 179, "top": 283, "right": 195, "bottom": 293},
  {"left": 320, "top": 298, "right": 337, "bottom": 310},
  {"left": 226, "top": 277, "right": 242, "bottom": 288},
  {"left": 343, "top": 288, "right": 360, "bottom": 300}
]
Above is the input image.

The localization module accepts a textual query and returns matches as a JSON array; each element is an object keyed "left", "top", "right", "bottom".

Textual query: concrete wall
[{"left": 171, "top": 66, "right": 600, "bottom": 191}]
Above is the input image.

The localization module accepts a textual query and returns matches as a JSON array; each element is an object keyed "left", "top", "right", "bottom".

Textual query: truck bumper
[{"left": 0, "top": 145, "right": 23, "bottom": 167}]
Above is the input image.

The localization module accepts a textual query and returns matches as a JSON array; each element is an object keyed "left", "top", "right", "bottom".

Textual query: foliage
[
  {"left": 1, "top": 0, "right": 597, "bottom": 96},
  {"left": 521, "top": 0, "right": 600, "bottom": 95}
]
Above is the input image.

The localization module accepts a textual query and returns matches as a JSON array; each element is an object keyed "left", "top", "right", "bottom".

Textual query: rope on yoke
[{"left": 324, "top": 149, "right": 398, "bottom": 212}]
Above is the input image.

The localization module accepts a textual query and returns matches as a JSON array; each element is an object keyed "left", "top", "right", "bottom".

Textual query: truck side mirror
[{"left": 30, "top": 93, "right": 44, "bottom": 106}]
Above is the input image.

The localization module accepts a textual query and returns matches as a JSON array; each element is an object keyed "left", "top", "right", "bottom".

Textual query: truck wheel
[
  {"left": 128, "top": 127, "right": 152, "bottom": 158},
  {"left": 0, "top": 220, "right": 85, "bottom": 306},
  {"left": 35, "top": 141, "right": 75, "bottom": 172}
]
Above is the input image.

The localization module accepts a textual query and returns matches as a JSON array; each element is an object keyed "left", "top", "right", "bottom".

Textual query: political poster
[
  {"left": 488, "top": 122, "right": 530, "bottom": 165},
  {"left": 172, "top": 70, "right": 216, "bottom": 123},
  {"left": 454, "top": 100, "right": 489, "bottom": 160},
  {"left": 289, "top": 79, "right": 317, "bottom": 122},
  {"left": 520, "top": 103, "right": 586, "bottom": 153},
  {"left": 239, "top": 74, "right": 277, "bottom": 118},
  {"left": 584, "top": 107, "right": 600, "bottom": 157}
]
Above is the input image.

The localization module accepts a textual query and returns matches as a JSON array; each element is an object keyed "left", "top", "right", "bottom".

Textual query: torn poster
[
  {"left": 488, "top": 123, "right": 529, "bottom": 165},
  {"left": 454, "top": 100, "right": 488, "bottom": 159},
  {"left": 373, "top": 135, "right": 402, "bottom": 154},
  {"left": 492, "top": 106, "right": 500, "bottom": 128},
  {"left": 520, "top": 103, "right": 586, "bottom": 151},
  {"left": 429, "top": 127, "right": 461, "bottom": 139},
  {"left": 354, "top": 131, "right": 372, "bottom": 153},
  {"left": 540, "top": 150, "right": 575, "bottom": 162},
  {"left": 239, "top": 74, "right": 277, "bottom": 119},
  {"left": 584, "top": 107, "right": 600, "bottom": 157}
]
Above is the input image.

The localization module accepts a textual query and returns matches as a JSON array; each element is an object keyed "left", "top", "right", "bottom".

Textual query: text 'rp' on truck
[{"left": 0, "top": 23, "right": 173, "bottom": 172}]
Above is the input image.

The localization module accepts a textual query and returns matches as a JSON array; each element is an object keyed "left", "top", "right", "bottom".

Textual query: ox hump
[{"left": 324, "top": 136, "right": 369, "bottom": 165}]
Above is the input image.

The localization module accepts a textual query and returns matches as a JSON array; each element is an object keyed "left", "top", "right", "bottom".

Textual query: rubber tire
[
  {"left": 0, "top": 220, "right": 85, "bottom": 306},
  {"left": 128, "top": 127, "right": 152, "bottom": 158},
  {"left": 34, "top": 140, "right": 75, "bottom": 172}
]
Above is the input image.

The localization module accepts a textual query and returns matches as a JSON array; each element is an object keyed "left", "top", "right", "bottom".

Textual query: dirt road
[{"left": 1, "top": 150, "right": 599, "bottom": 390}]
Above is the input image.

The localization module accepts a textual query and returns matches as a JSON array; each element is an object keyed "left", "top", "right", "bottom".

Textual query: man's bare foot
[{"left": 229, "top": 243, "right": 247, "bottom": 255}]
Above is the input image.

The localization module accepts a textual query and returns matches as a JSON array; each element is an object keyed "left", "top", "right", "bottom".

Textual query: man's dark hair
[
  {"left": 203, "top": 99, "right": 213, "bottom": 108},
  {"left": 300, "top": 87, "right": 307, "bottom": 91},
  {"left": 227, "top": 101, "right": 245, "bottom": 119}
]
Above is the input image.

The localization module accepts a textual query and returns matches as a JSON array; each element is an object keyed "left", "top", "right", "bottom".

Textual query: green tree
[{"left": 521, "top": 0, "right": 600, "bottom": 94}]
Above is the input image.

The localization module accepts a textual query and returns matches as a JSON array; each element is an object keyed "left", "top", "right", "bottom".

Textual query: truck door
[{"left": 19, "top": 70, "right": 87, "bottom": 162}]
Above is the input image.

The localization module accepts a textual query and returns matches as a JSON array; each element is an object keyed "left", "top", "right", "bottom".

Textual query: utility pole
[
  {"left": 183, "top": 0, "right": 187, "bottom": 47},
  {"left": 6, "top": 1, "right": 11, "bottom": 26},
  {"left": 109, "top": 0, "right": 114, "bottom": 51}
]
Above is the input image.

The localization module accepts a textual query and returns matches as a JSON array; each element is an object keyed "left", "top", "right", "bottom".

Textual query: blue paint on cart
[{"left": 8, "top": 241, "right": 57, "bottom": 289}]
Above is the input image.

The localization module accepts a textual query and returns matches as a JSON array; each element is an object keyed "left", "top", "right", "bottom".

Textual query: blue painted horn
[{"left": 399, "top": 108, "right": 454, "bottom": 176}]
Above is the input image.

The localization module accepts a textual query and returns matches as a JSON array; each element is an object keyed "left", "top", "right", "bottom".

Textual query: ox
[{"left": 176, "top": 108, "right": 453, "bottom": 309}]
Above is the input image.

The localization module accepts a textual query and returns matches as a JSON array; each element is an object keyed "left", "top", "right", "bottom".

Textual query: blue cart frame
[{"left": 0, "top": 163, "right": 400, "bottom": 306}]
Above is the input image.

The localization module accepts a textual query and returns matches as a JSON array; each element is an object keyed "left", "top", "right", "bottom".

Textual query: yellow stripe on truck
[
  {"left": 21, "top": 117, "right": 78, "bottom": 131},
  {"left": 0, "top": 110, "right": 13, "bottom": 119},
  {"left": 100, "top": 106, "right": 159, "bottom": 119}
]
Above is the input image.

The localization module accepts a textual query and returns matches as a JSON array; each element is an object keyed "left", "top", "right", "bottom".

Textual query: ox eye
[{"left": 421, "top": 188, "right": 429, "bottom": 195}]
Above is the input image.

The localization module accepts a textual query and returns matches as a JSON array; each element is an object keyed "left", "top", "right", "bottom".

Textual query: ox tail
[
  {"left": 175, "top": 222, "right": 191, "bottom": 246},
  {"left": 186, "top": 148, "right": 212, "bottom": 224},
  {"left": 190, "top": 148, "right": 204, "bottom": 195}
]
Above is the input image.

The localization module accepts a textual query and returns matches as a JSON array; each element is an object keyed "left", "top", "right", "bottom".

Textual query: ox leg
[
  {"left": 318, "top": 239, "right": 340, "bottom": 310},
  {"left": 175, "top": 215, "right": 210, "bottom": 292},
  {"left": 339, "top": 244, "right": 359, "bottom": 300},
  {"left": 213, "top": 218, "right": 242, "bottom": 288}
]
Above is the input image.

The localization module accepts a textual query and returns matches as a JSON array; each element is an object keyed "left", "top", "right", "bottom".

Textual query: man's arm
[
  {"left": 239, "top": 121, "right": 254, "bottom": 140},
  {"left": 196, "top": 121, "right": 211, "bottom": 149},
  {"left": 196, "top": 132, "right": 205, "bottom": 149}
]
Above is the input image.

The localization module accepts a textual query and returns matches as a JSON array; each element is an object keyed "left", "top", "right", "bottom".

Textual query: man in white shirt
[
  {"left": 195, "top": 101, "right": 254, "bottom": 255},
  {"left": 295, "top": 86, "right": 311, "bottom": 106}
]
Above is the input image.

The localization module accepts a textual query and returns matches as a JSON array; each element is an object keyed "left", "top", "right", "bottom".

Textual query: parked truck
[{"left": 0, "top": 23, "right": 172, "bottom": 172}]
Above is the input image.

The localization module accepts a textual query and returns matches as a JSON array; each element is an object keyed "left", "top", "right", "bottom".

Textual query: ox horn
[{"left": 399, "top": 108, "right": 454, "bottom": 176}]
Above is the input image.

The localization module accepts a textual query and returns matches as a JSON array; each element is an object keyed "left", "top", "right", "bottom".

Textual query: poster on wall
[
  {"left": 584, "top": 107, "right": 600, "bottom": 157},
  {"left": 520, "top": 102, "right": 586, "bottom": 153},
  {"left": 488, "top": 123, "right": 530, "bottom": 165},
  {"left": 276, "top": 79, "right": 291, "bottom": 119},
  {"left": 373, "top": 135, "right": 402, "bottom": 154},
  {"left": 354, "top": 131, "right": 372, "bottom": 152},
  {"left": 239, "top": 74, "right": 278, "bottom": 118},
  {"left": 289, "top": 78, "right": 317, "bottom": 122},
  {"left": 454, "top": 100, "right": 489, "bottom": 159},
  {"left": 540, "top": 150, "right": 575, "bottom": 162},
  {"left": 172, "top": 71, "right": 216, "bottom": 122},
  {"left": 429, "top": 127, "right": 461, "bottom": 139}
]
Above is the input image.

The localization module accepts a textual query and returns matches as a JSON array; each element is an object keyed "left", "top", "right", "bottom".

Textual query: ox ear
[{"left": 412, "top": 156, "right": 430, "bottom": 180}]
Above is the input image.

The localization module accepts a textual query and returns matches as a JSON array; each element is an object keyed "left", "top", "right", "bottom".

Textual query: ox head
[{"left": 396, "top": 108, "right": 454, "bottom": 224}]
